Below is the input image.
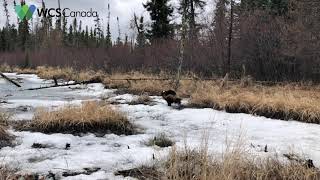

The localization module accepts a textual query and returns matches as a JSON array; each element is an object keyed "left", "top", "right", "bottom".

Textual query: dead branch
[
  {"left": 25, "top": 79, "right": 101, "bottom": 91},
  {"left": 0, "top": 72, "right": 21, "bottom": 87}
]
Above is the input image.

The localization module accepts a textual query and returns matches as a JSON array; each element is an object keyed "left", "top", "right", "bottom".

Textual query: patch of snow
[
  {"left": 107, "top": 94, "right": 139, "bottom": 104},
  {"left": 0, "top": 131, "right": 165, "bottom": 179}
]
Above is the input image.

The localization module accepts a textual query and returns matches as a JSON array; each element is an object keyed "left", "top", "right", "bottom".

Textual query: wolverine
[{"left": 161, "top": 90, "right": 181, "bottom": 106}]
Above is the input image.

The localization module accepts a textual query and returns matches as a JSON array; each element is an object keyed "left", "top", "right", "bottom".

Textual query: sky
[{"left": 0, "top": 0, "right": 213, "bottom": 41}]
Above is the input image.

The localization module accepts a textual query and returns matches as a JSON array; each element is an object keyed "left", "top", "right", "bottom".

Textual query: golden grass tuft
[
  {"left": 116, "top": 143, "right": 320, "bottom": 180},
  {"left": 34, "top": 66, "right": 104, "bottom": 83},
  {"left": 0, "top": 63, "right": 12, "bottom": 73},
  {"left": 103, "top": 71, "right": 173, "bottom": 95},
  {"left": 189, "top": 82, "right": 320, "bottom": 123},
  {"left": 36, "top": 66, "right": 76, "bottom": 81},
  {"left": 164, "top": 145, "right": 319, "bottom": 180},
  {"left": 23, "top": 101, "right": 135, "bottom": 135}
]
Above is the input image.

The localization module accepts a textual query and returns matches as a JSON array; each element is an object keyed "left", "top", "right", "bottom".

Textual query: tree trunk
[
  {"left": 227, "top": 0, "right": 234, "bottom": 75},
  {"left": 175, "top": 0, "right": 188, "bottom": 90}
]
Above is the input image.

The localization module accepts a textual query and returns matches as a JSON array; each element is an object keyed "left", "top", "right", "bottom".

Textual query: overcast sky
[{"left": 0, "top": 0, "right": 213, "bottom": 41}]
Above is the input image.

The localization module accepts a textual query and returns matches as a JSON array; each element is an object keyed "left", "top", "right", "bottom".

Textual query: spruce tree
[
  {"left": 179, "top": 0, "right": 206, "bottom": 39},
  {"left": 144, "top": 0, "right": 174, "bottom": 41},
  {"left": 62, "top": 16, "right": 68, "bottom": 46},
  {"left": 105, "top": 3, "right": 112, "bottom": 48},
  {"left": 241, "top": 0, "right": 288, "bottom": 15},
  {"left": 17, "top": 0, "right": 30, "bottom": 51},
  {"left": 0, "top": 29, "right": 5, "bottom": 51},
  {"left": 85, "top": 26, "right": 89, "bottom": 47},
  {"left": 68, "top": 24, "right": 73, "bottom": 46}
]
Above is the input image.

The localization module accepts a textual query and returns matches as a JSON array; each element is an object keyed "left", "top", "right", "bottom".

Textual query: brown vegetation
[
  {"left": 0, "top": 112, "right": 14, "bottom": 148},
  {"left": 118, "top": 144, "right": 320, "bottom": 180},
  {"left": 0, "top": 167, "right": 15, "bottom": 180},
  {"left": 146, "top": 133, "right": 174, "bottom": 148},
  {"left": 189, "top": 82, "right": 320, "bottom": 123},
  {"left": 115, "top": 166, "right": 161, "bottom": 180},
  {"left": 163, "top": 146, "right": 320, "bottom": 180},
  {"left": 19, "top": 101, "right": 135, "bottom": 135}
]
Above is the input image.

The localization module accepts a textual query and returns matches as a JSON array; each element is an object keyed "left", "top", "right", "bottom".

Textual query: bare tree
[
  {"left": 227, "top": 0, "right": 234, "bottom": 75},
  {"left": 3, "top": 0, "right": 10, "bottom": 27},
  {"left": 175, "top": 0, "right": 188, "bottom": 89}
]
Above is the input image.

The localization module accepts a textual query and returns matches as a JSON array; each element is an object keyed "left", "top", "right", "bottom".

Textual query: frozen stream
[{"left": 0, "top": 73, "right": 320, "bottom": 179}]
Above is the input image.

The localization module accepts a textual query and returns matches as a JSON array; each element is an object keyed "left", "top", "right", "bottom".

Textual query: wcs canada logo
[
  {"left": 15, "top": 4, "right": 36, "bottom": 20},
  {"left": 14, "top": 4, "right": 98, "bottom": 20}
]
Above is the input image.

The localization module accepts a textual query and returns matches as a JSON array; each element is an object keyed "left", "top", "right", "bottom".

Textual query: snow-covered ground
[{"left": 0, "top": 73, "right": 320, "bottom": 179}]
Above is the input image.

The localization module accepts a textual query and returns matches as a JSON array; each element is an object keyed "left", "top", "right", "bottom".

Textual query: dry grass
[
  {"left": 189, "top": 82, "right": 320, "bottom": 123},
  {"left": 0, "top": 167, "right": 16, "bottom": 180},
  {"left": 120, "top": 142, "right": 320, "bottom": 180},
  {"left": 0, "top": 63, "right": 12, "bottom": 73},
  {"left": 0, "top": 166, "right": 44, "bottom": 180},
  {"left": 163, "top": 145, "right": 319, "bottom": 180},
  {"left": 115, "top": 166, "right": 161, "bottom": 180},
  {"left": 20, "top": 101, "right": 135, "bottom": 135},
  {"left": 146, "top": 133, "right": 174, "bottom": 148},
  {"left": 0, "top": 112, "right": 14, "bottom": 148},
  {"left": 0, "top": 65, "right": 104, "bottom": 82},
  {"left": 103, "top": 71, "right": 173, "bottom": 95},
  {"left": 35, "top": 66, "right": 104, "bottom": 82},
  {"left": 103, "top": 72, "right": 199, "bottom": 97}
]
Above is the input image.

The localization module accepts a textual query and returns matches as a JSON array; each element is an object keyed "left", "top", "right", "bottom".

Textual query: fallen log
[
  {"left": 0, "top": 72, "right": 21, "bottom": 87},
  {"left": 25, "top": 78, "right": 102, "bottom": 90}
]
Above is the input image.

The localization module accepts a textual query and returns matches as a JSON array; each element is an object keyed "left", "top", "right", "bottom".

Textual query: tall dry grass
[
  {"left": 164, "top": 145, "right": 319, "bottom": 180},
  {"left": 23, "top": 101, "right": 135, "bottom": 135},
  {"left": 0, "top": 63, "right": 12, "bottom": 73},
  {"left": 0, "top": 167, "right": 15, "bottom": 180},
  {"left": 0, "top": 65, "right": 104, "bottom": 82},
  {"left": 36, "top": 66, "right": 104, "bottom": 82},
  {"left": 103, "top": 71, "right": 173, "bottom": 95},
  {"left": 117, "top": 140, "right": 319, "bottom": 180},
  {"left": 189, "top": 82, "right": 320, "bottom": 123}
]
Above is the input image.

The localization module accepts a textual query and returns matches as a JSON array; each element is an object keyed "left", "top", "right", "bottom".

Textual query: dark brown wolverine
[{"left": 161, "top": 90, "right": 181, "bottom": 106}]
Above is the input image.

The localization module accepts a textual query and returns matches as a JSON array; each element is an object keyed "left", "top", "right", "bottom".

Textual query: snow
[
  {"left": 1, "top": 73, "right": 320, "bottom": 179},
  {"left": 1, "top": 131, "right": 161, "bottom": 179}
]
